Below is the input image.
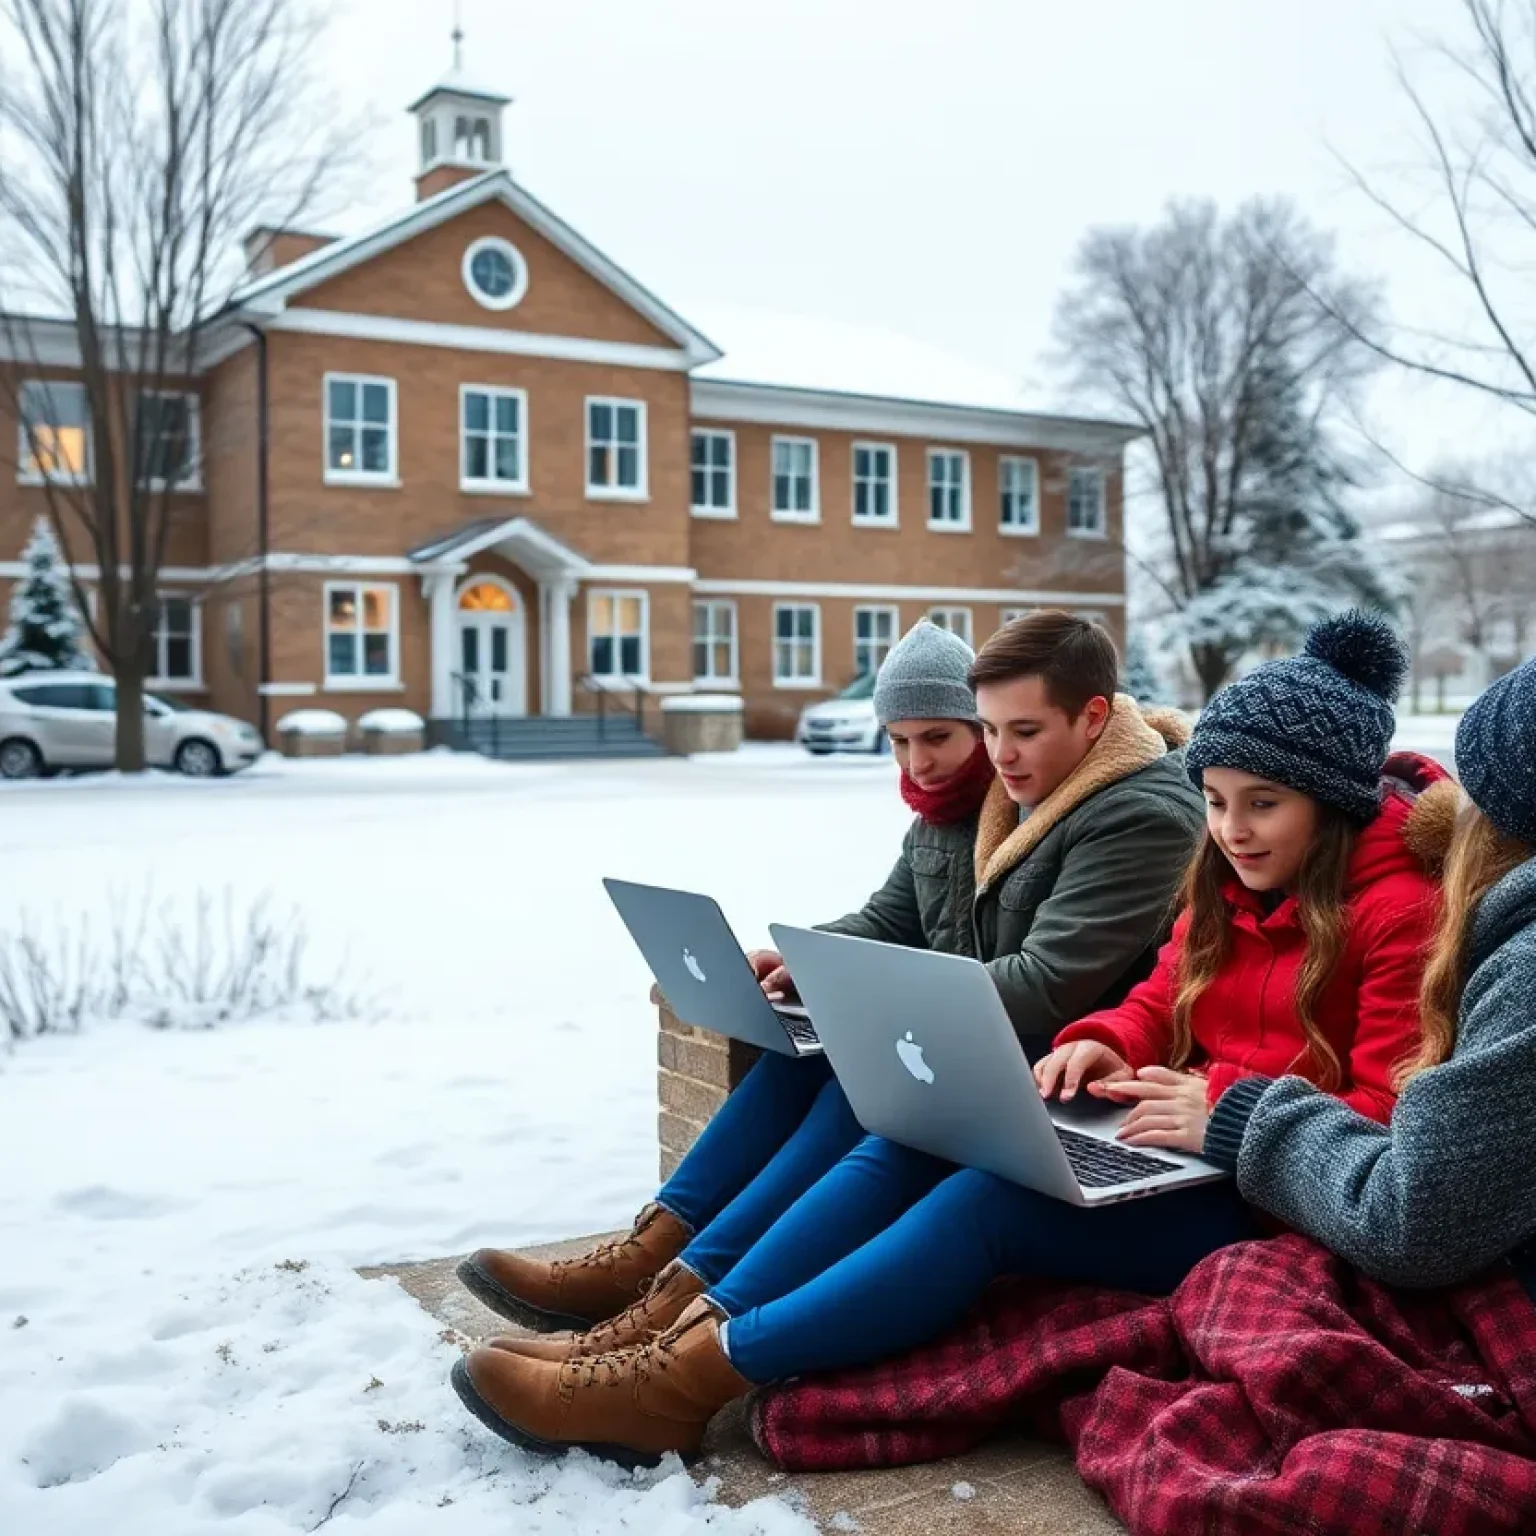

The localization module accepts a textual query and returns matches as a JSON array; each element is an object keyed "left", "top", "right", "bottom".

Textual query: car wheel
[
  {"left": 0, "top": 738, "right": 43, "bottom": 780},
  {"left": 174, "top": 738, "right": 223, "bottom": 778}
]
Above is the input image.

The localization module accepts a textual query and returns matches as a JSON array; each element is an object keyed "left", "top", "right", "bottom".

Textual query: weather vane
[{"left": 452, "top": 0, "right": 464, "bottom": 71}]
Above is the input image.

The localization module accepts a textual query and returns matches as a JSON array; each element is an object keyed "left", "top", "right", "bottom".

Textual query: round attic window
[{"left": 463, "top": 236, "right": 528, "bottom": 311}]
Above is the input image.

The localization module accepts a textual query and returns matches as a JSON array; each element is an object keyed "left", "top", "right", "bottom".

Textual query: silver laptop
[
  {"left": 768, "top": 925, "right": 1226, "bottom": 1205},
  {"left": 605, "top": 879, "right": 821, "bottom": 1057}
]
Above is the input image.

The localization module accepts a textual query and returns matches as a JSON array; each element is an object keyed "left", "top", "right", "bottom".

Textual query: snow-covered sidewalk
[{"left": 0, "top": 750, "right": 908, "bottom": 1534}]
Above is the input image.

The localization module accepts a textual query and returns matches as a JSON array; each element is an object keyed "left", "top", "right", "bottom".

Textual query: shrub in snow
[
  {"left": 275, "top": 708, "right": 348, "bottom": 736},
  {"left": 1121, "top": 631, "right": 1167, "bottom": 705},
  {"left": 0, "top": 517, "right": 94, "bottom": 676},
  {"left": 357, "top": 708, "right": 424, "bottom": 734},
  {"left": 0, "top": 886, "right": 369, "bottom": 1040}
]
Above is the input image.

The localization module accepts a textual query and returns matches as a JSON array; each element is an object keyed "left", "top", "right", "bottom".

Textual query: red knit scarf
[{"left": 899, "top": 737, "right": 997, "bottom": 825}]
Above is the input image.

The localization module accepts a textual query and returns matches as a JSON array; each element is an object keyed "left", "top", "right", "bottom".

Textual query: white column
[
  {"left": 546, "top": 578, "right": 576, "bottom": 717},
  {"left": 423, "top": 571, "right": 457, "bottom": 718}
]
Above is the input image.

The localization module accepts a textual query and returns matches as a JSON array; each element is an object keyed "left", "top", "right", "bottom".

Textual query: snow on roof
[
  {"left": 686, "top": 301, "right": 1042, "bottom": 415},
  {"left": 406, "top": 68, "right": 511, "bottom": 111}
]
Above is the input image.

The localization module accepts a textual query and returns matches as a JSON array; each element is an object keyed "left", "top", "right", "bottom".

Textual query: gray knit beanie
[
  {"left": 1185, "top": 610, "right": 1408, "bottom": 823},
  {"left": 1456, "top": 655, "right": 1536, "bottom": 846},
  {"left": 872, "top": 621, "right": 979, "bottom": 728}
]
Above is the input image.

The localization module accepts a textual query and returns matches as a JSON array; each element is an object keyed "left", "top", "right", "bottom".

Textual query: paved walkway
[{"left": 363, "top": 1235, "right": 1124, "bottom": 1536}]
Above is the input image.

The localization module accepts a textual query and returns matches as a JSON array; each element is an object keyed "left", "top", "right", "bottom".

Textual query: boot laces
[
  {"left": 549, "top": 1209, "right": 654, "bottom": 1285},
  {"left": 562, "top": 1322, "right": 686, "bottom": 1394}
]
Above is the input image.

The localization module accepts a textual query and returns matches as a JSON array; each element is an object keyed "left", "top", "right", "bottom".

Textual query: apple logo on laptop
[
  {"left": 682, "top": 948, "right": 707, "bottom": 984},
  {"left": 896, "top": 1031, "right": 934, "bottom": 1084}
]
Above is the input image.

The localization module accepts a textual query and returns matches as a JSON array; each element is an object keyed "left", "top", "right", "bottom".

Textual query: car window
[
  {"left": 837, "top": 673, "right": 878, "bottom": 701},
  {"left": 10, "top": 682, "right": 97, "bottom": 709},
  {"left": 84, "top": 683, "right": 117, "bottom": 712}
]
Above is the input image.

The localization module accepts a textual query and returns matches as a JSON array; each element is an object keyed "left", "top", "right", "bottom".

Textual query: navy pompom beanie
[
  {"left": 1456, "top": 655, "right": 1536, "bottom": 846},
  {"left": 1186, "top": 610, "right": 1408, "bottom": 823}
]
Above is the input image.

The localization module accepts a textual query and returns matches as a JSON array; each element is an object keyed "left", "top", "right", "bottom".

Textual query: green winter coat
[{"left": 819, "top": 699, "right": 1204, "bottom": 1057}]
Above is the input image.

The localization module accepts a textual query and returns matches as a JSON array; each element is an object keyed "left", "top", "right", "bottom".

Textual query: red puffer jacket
[{"left": 1053, "top": 754, "right": 1449, "bottom": 1121}]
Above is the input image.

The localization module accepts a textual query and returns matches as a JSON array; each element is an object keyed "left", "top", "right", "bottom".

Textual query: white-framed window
[
  {"left": 1075, "top": 609, "right": 1110, "bottom": 629},
  {"left": 771, "top": 435, "right": 819, "bottom": 522},
  {"left": 324, "top": 581, "right": 398, "bottom": 686},
  {"left": 136, "top": 392, "right": 201, "bottom": 490},
  {"left": 17, "top": 380, "right": 91, "bottom": 485},
  {"left": 455, "top": 113, "right": 494, "bottom": 164},
  {"left": 460, "top": 385, "right": 528, "bottom": 492},
  {"left": 928, "top": 607, "right": 974, "bottom": 647},
  {"left": 462, "top": 236, "right": 529, "bottom": 312},
  {"left": 1067, "top": 466, "right": 1107, "bottom": 537},
  {"left": 999, "top": 456, "right": 1040, "bottom": 535},
  {"left": 148, "top": 595, "right": 200, "bottom": 684},
  {"left": 586, "top": 397, "right": 647, "bottom": 499},
  {"left": 690, "top": 429, "right": 736, "bottom": 517},
  {"left": 324, "top": 374, "right": 397, "bottom": 485},
  {"left": 692, "top": 600, "right": 738, "bottom": 684},
  {"left": 927, "top": 449, "right": 970, "bottom": 530},
  {"left": 851, "top": 442, "right": 897, "bottom": 525},
  {"left": 853, "top": 605, "right": 900, "bottom": 679},
  {"left": 773, "top": 603, "right": 821, "bottom": 687},
  {"left": 999, "top": 607, "right": 1036, "bottom": 629},
  {"left": 587, "top": 589, "right": 648, "bottom": 680}
]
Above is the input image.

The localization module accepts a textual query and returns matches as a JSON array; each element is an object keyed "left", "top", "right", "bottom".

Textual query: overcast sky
[{"left": 311, "top": 0, "right": 1532, "bottom": 508}]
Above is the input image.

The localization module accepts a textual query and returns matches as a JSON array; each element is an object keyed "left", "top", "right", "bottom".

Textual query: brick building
[{"left": 0, "top": 71, "right": 1136, "bottom": 743}]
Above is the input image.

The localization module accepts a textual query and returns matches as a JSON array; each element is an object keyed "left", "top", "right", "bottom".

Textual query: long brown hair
[
  {"left": 1170, "top": 807, "right": 1358, "bottom": 1089},
  {"left": 1399, "top": 804, "right": 1531, "bottom": 1088}
]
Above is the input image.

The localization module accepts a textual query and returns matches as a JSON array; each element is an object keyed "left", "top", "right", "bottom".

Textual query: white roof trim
[
  {"left": 691, "top": 577, "right": 1126, "bottom": 606},
  {"left": 230, "top": 171, "right": 721, "bottom": 365},
  {"left": 409, "top": 516, "right": 593, "bottom": 578},
  {"left": 690, "top": 378, "right": 1142, "bottom": 453}
]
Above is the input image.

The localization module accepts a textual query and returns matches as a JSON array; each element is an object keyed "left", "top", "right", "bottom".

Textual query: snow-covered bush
[
  {"left": 357, "top": 708, "right": 424, "bottom": 734},
  {"left": 1121, "top": 631, "right": 1166, "bottom": 705},
  {"left": 275, "top": 708, "right": 348, "bottom": 736},
  {"left": 0, "top": 517, "right": 95, "bottom": 676},
  {"left": 0, "top": 887, "right": 369, "bottom": 1041}
]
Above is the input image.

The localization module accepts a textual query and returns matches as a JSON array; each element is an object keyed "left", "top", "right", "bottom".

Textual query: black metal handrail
[
  {"left": 449, "top": 669, "right": 502, "bottom": 755},
  {"left": 576, "top": 674, "right": 648, "bottom": 741}
]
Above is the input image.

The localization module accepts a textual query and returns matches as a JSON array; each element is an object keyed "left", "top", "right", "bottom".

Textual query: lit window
[
  {"left": 692, "top": 601, "right": 737, "bottom": 684},
  {"left": 17, "top": 380, "right": 91, "bottom": 484},
  {"left": 326, "top": 582, "right": 396, "bottom": 682},
  {"left": 588, "top": 590, "right": 647, "bottom": 679},
  {"left": 325, "top": 375, "right": 396, "bottom": 483}
]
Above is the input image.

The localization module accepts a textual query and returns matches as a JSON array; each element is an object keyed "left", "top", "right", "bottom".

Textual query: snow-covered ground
[
  {"left": 0, "top": 719, "right": 1458, "bottom": 1533},
  {"left": 0, "top": 746, "right": 910, "bottom": 1536}
]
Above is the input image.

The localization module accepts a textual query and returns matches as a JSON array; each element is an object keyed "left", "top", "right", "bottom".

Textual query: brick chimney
[{"left": 243, "top": 227, "right": 336, "bottom": 278}]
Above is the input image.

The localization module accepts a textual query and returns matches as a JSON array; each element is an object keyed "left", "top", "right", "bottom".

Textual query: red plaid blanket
[{"left": 751, "top": 1236, "right": 1536, "bottom": 1536}]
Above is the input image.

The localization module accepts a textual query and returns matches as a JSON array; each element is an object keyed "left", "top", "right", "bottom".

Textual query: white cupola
[{"left": 407, "top": 28, "right": 511, "bottom": 199}]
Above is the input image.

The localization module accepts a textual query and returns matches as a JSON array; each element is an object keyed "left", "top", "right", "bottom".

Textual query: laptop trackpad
[{"left": 1048, "top": 1094, "right": 1132, "bottom": 1141}]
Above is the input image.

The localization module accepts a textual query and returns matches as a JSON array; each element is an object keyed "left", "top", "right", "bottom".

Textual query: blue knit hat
[
  {"left": 1456, "top": 656, "right": 1536, "bottom": 845},
  {"left": 1186, "top": 610, "right": 1408, "bottom": 823},
  {"left": 872, "top": 621, "right": 978, "bottom": 728}
]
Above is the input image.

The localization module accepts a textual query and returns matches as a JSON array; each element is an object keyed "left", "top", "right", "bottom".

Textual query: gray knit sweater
[{"left": 1204, "top": 856, "right": 1536, "bottom": 1291}]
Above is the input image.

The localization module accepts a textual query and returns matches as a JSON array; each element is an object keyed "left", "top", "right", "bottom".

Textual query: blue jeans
[
  {"left": 715, "top": 1135, "right": 1261, "bottom": 1383},
  {"left": 656, "top": 1052, "right": 864, "bottom": 1284}
]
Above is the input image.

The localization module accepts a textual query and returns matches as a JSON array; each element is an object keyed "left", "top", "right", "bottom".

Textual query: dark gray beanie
[
  {"left": 1456, "top": 656, "right": 1536, "bottom": 845},
  {"left": 872, "top": 621, "right": 978, "bottom": 727},
  {"left": 1186, "top": 610, "right": 1408, "bottom": 823}
]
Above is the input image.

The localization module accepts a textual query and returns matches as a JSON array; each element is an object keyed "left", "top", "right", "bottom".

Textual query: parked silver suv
[{"left": 0, "top": 673, "right": 264, "bottom": 778}]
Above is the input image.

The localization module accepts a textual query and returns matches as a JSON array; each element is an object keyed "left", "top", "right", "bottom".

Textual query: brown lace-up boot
[
  {"left": 451, "top": 1297, "right": 751, "bottom": 1469},
  {"left": 486, "top": 1260, "right": 704, "bottom": 1363},
  {"left": 456, "top": 1202, "right": 691, "bottom": 1332}
]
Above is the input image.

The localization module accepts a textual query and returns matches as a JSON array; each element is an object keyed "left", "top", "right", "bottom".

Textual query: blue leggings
[
  {"left": 714, "top": 1135, "right": 1261, "bottom": 1384},
  {"left": 655, "top": 1052, "right": 865, "bottom": 1284}
]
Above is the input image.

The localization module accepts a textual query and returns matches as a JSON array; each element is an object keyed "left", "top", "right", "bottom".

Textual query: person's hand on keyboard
[
  {"left": 1099, "top": 1067, "right": 1210, "bottom": 1153},
  {"left": 1033, "top": 1040, "right": 1133, "bottom": 1102}
]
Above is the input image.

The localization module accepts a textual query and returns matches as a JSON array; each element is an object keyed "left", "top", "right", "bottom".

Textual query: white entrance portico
[{"left": 411, "top": 516, "right": 591, "bottom": 719}]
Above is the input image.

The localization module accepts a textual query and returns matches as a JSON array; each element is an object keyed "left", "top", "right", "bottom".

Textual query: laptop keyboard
[
  {"left": 1055, "top": 1126, "right": 1183, "bottom": 1188},
  {"left": 774, "top": 1010, "right": 821, "bottom": 1049}
]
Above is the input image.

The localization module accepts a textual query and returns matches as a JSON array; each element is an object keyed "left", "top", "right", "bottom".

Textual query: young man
[{"left": 452, "top": 615, "right": 1208, "bottom": 1447}]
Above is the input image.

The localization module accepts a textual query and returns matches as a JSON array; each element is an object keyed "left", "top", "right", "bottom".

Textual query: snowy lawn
[{"left": 0, "top": 746, "right": 909, "bottom": 1536}]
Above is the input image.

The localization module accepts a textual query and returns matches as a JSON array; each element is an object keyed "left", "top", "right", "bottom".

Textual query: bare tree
[
  {"left": 0, "top": 0, "right": 353, "bottom": 769},
  {"left": 1328, "top": 0, "right": 1536, "bottom": 526},
  {"left": 1054, "top": 199, "right": 1396, "bottom": 699}
]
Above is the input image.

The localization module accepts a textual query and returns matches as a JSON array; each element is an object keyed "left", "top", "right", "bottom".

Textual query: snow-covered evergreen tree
[
  {"left": 0, "top": 518, "right": 94, "bottom": 677},
  {"left": 1121, "top": 630, "right": 1166, "bottom": 704}
]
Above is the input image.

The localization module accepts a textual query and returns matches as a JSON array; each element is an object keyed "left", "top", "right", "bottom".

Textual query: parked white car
[
  {"left": 794, "top": 673, "right": 888, "bottom": 755},
  {"left": 0, "top": 672, "right": 264, "bottom": 779}
]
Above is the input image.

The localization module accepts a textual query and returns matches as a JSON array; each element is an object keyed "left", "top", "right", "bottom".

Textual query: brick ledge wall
[{"left": 655, "top": 986, "right": 761, "bottom": 1180}]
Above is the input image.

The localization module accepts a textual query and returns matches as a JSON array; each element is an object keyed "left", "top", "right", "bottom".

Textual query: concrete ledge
[{"left": 363, "top": 1237, "right": 1124, "bottom": 1535}]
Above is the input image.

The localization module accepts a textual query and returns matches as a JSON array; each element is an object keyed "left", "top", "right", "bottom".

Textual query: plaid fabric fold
[{"left": 752, "top": 1235, "right": 1536, "bottom": 1536}]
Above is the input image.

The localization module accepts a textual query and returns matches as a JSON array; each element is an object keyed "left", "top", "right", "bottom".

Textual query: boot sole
[
  {"left": 455, "top": 1258, "right": 595, "bottom": 1333},
  {"left": 451, "top": 1357, "right": 679, "bottom": 1472}
]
